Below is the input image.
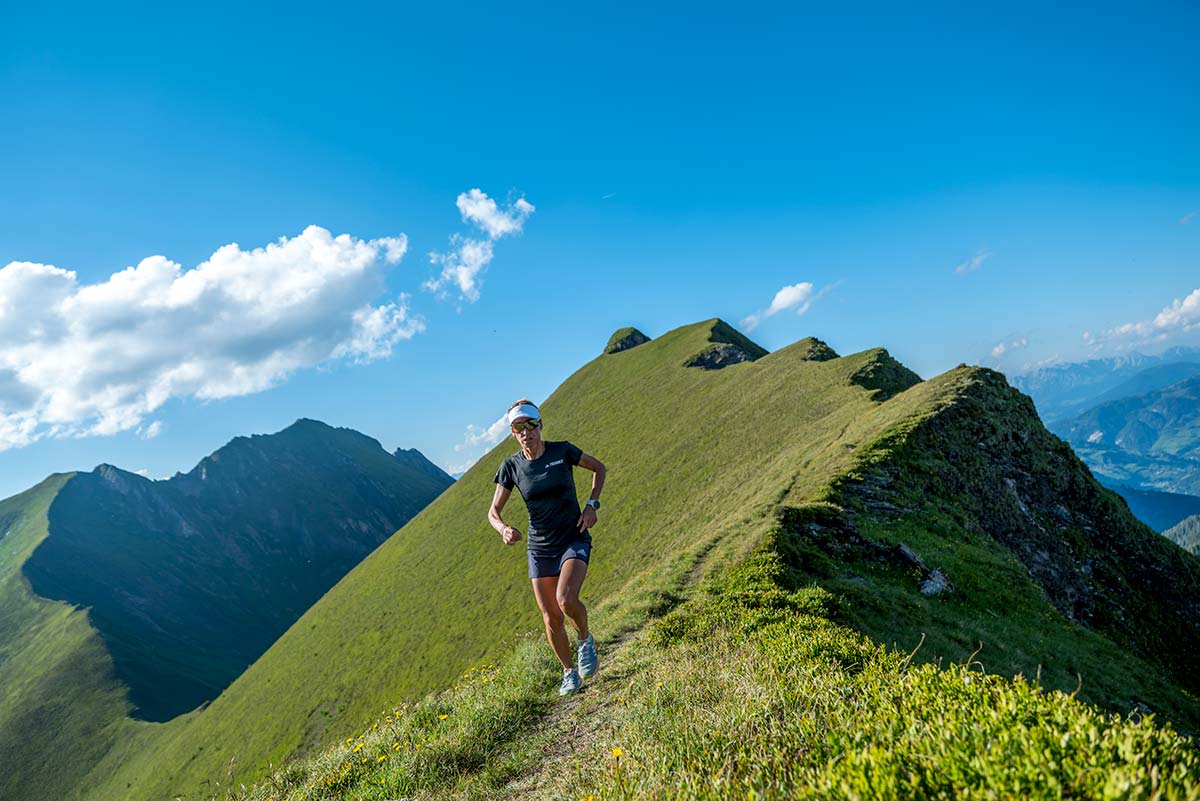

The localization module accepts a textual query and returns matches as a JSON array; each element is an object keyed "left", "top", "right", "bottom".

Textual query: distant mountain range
[
  {"left": 1007, "top": 349, "right": 1200, "bottom": 532},
  {"left": 1052, "top": 375, "right": 1200, "bottom": 494},
  {"left": 1009, "top": 346, "right": 1200, "bottom": 426}
]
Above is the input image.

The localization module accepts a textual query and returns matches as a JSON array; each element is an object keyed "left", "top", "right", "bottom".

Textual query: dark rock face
[
  {"left": 848, "top": 349, "right": 923, "bottom": 401},
  {"left": 833, "top": 368, "right": 1200, "bottom": 694},
  {"left": 605, "top": 327, "right": 651, "bottom": 354},
  {"left": 23, "top": 420, "right": 453, "bottom": 721},
  {"left": 684, "top": 319, "right": 769, "bottom": 370},
  {"left": 686, "top": 343, "right": 756, "bottom": 370},
  {"left": 793, "top": 337, "right": 840, "bottom": 362}
]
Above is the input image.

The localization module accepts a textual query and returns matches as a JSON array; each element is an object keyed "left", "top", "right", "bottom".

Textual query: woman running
[{"left": 487, "top": 399, "right": 606, "bottom": 695}]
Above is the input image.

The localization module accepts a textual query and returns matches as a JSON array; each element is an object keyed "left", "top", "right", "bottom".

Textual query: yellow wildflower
[{"left": 612, "top": 747, "right": 624, "bottom": 758}]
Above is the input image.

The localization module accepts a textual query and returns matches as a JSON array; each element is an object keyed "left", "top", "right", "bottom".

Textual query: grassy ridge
[
  {"left": 15, "top": 318, "right": 1197, "bottom": 800},
  {"left": 84, "top": 320, "right": 924, "bottom": 799}
]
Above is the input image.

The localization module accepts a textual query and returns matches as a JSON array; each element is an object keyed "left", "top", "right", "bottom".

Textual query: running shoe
[
  {"left": 559, "top": 667, "right": 582, "bottom": 695},
  {"left": 578, "top": 633, "right": 599, "bottom": 679}
]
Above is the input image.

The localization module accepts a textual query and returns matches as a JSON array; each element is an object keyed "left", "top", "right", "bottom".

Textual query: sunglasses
[{"left": 511, "top": 419, "right": 540, "bottom": 432}]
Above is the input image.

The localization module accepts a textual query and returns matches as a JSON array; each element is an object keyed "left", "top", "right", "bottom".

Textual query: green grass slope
[
  {"left": 0, "top": 474, "right": 163, "bottom": 801},
  {"left": 76, "top": 319, "right": 1200, "bottom": 801},
  {"left": 226, "top": 543, "right": 1199, "bottom": 801}
]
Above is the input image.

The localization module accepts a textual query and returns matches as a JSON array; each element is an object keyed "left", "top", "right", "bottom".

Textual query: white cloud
[
  {"left": 455, "top": 413, "right": 509, "bottom": 453},
  {"left": 133, "top": 468, "right": 151, "bottom": 477},
  {"left": 741, "top": 281, "right": 830, "bottom": 332},
  {"left": 0, "top": 225, "right": 420, "bottom": 451},
  {"left": 955, "top": 248, "right": 993, "bottom": 275},
  {"left": 426, "top": 189, "right": 535, "bottom": 304},
  {"left": 426, "top": 237, "right": 495, "bottom": 303},
  {"left": 456, "top": 188, "right": 535, "bottom": 239},
  {"left": 137, "top": 421, "right": 163, "bottom": 440},
  {"left": 444, "top": 458, "right": 478, "bottom": 477},
  {"left": 1181, "top": 211, "right": 1197, "bottom": 226},
  {"left": 1099, "top": 288, "right": 1200, "bottom": 346},
  {"left": 991, "top": 336, "right": 1029, "bottom": 359}
]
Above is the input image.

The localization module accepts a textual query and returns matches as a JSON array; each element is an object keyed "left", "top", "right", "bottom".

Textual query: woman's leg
[
  {"left": 531, "top": 577, "right": 573, "bottom": 670},
  {"left": 556, "top": 558, "right": 589, "bottom": 642}
]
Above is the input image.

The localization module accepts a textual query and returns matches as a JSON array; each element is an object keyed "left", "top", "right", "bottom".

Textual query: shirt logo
[{"left": 546, "top": 459, "right": 564, "bottom": 466}]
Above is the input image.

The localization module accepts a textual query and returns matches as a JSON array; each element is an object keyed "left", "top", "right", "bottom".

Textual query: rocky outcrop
[
  {"left": 848, "top": 349, "right": 923, "bottom": 401},
  {"left": 831, "top": 367, "right": 1200, "bottom": 694},
  {"left": 605, "top": 327, "right": 651, "bottom": 354},
  {"left": 793, "top": 337, "right": 839, "bottom": 362},
  {"left": 686, "top": 343, "right": 757, "bottom": 370},
  {"left": 684, "top": 320, "right": 769, "bottom": 370}
]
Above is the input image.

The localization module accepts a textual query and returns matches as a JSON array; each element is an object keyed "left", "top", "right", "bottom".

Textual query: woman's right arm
[{"left": 488, "top": 484, "right": 522, "bottom": 545}]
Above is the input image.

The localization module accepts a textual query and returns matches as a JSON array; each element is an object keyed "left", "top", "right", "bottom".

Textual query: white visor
[{"left": 507, "top": 403, "right": 541, "bottom": 425}]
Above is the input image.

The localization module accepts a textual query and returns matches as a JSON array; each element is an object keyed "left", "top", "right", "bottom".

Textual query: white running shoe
[
  {"left": 578, "top": 633, "right": 599, "bottom": 679},
  {"left": 559, "top": 667, "right": 582, "bottom": 695}
]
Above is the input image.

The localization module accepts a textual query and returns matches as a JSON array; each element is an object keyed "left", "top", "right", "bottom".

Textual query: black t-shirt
[{"left": 494, "top": 440, "right": 587, "bottom": 553}]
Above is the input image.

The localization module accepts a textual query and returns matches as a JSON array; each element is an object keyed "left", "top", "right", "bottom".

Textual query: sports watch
[{"left": 586, "top": 499, "right": 601, "bottom": 511}]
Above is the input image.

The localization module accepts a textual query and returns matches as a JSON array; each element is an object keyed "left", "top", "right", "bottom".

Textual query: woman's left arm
[{"left": 576, "top": 453, "right": 606, "bottom": 531}]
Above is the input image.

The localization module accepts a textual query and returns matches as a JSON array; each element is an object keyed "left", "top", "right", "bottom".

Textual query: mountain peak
[
  {"left": 392, "top": 447, "right": 454, "bottom": 484},
  {"left": 792, "top": 336, "right": 839, "bottom": 361},
  {"left": 683, "top": 318, "right": 769, "bottom": 370},
  {"left": 604, "top": 326, "right": 651, "bottom": 354}
]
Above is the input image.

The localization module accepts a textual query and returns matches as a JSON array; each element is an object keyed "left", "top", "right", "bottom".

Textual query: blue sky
[{"left": 1, "top": 1, "right": 1198, "bottom": 498}]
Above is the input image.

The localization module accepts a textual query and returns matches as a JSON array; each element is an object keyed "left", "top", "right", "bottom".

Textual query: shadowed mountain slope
[
  {"left": 23, "top": 419, "right": 452, "bottom": 721},
  {"left": 66, "top": 319, "right": 1200, "bottom": 801},
  {"left": 0, "top": 423, "right": 450, "bottom": 801}
]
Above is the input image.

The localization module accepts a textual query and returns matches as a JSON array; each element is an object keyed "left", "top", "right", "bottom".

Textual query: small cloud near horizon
[
  {"left": 955, "top": 248, "right": 993, "bottom": 275},
  {"left": 741, "top": 281, "right": 834, "bottom": 332},
  {"left": 991, "top": 336, "right": 1029, "bottom": 359},
  {"left": 445, "top": 410, "right": 513, "bottom": 477},
  {"left": 1086, "top": 287, "right": 1200, "bottom": 351}
]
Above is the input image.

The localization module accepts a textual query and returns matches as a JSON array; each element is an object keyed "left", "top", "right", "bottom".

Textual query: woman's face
[{"left": 511, "top": 417, "right": 542, "bottom": 449}]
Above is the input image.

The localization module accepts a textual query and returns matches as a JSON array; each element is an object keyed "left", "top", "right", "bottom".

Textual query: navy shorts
[{"left": 528, "top": 540, "right": 592, "bottom": 579}]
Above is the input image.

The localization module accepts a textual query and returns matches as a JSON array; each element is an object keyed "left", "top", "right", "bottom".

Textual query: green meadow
[{"left": 2, "top": 319, "right": 1197, "bottom": 800}]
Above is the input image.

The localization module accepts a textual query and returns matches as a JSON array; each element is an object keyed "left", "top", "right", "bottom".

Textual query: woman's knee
[{"left": 556, "top": 593, "right": 582, "bottom": 614}]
